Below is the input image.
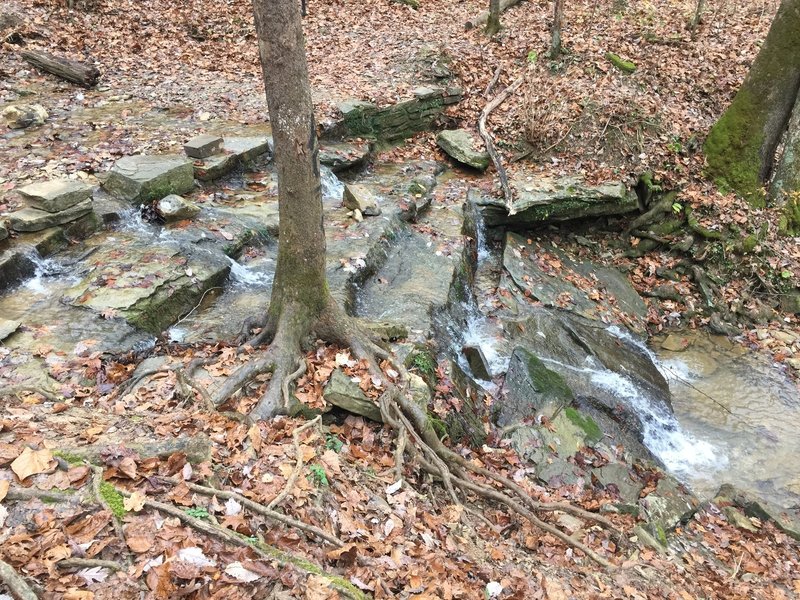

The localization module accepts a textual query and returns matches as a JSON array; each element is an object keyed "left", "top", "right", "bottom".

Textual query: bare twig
[
  {"left": 484, "top": 65, "right": 503, "bottom": 97},
  {"left": 57, "top": 557, "right": 124, "bottom": 572}
]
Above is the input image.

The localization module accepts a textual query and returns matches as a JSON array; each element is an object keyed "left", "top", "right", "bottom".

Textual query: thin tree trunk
[
  {"left": 687, "top": 0, "right": 706, "bottom": 31},
  {"left": 253, "top": 0, "right": 329, "bottom": 326},
  {"left": 466, "top": 0, "right": 522, "bottom": 30},
  {"left": 486, "top": 0, "right": 501, "bottom": 35},
  {"left": 550, "top": 0, "right": 564, "bottom": 57},
  {"left": 704, "top": 0, "right": 800, "bottom": 204}
]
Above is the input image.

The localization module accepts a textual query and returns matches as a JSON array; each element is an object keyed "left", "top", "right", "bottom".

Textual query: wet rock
[
  {"left": 0, "top": 250, "right": 35, "bottom": 289},
  {"left": 103, "top": 155, "right": 194, "bottom": 203},
  {"left": 0, "top": 224, "right": 7, "bottom": 242},
  {"left": 184, "top": 134, "right": 224, "bottom": 159},
  {"left": 156, "top": 194, "right": 201, "bottom": 222},
  {"left": 477, "top": 175, "right": 637, "bottom": 227},
  {"left": 323, "top": 369, "right": 382, "bottom": 422},
  {"left": 640, "top": 474, "right": 699, "bottom": 534},
  {"left": 408, "top": 174, "right": 437, "bottom": 196},
  {"left": 496, "top": 347, "right": 573, "bottom": 427},
  {"left": 536, "top": 455, "right": 584, "bottom": 487},
  {"left": 714, "top": 484, "right": 800, "bottom": 540},
  {"left": 17, "top": 180, "right": 94, "bottom": 213},
  {"left": 2, "top": 103, "right": 48, "bottom": 129},
  {"left": 632, "top": 524, "right": 667, "bottom": 554},
  {"left": 436, "top": 129, "right": 489, "bottom": 171},
  {"left": 62, "top": 235, "right": 230, "bottom": 334},
  {"left": 661, "top": 334, "right": 691, "bottom": 352},
  {"left": 343, "top": 184, "right": 381, "bottom": 216},
  {"left": 7, "top": 199, "right": 93, "bottom": 232},
  {"left": 593, "top": 462, "right": 643, "bottom": 504},
  {"left": 463, "top": 344, "right": 491, "bottom": 380},
  {"left": 193, "top": 136, "right": 271, "bottom": 181},
  {"left": 0, "top": 318, "right": 20, "bottom": 341},
  {"left": 319, "top": 140, "right": 371, "bottom": 172}
]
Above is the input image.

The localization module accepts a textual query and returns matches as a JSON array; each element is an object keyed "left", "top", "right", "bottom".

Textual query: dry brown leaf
[
  {"left": 0, "top": 479, "right": 9, "bottom": 502},
  {"left": 124, "top": 491, "right": 146, "bottom": 512},
  {"left": 11, "top": 447, "right": 54, "bottom": 481}
]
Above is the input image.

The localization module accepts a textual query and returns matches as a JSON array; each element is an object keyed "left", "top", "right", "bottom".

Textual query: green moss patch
[
  {"left": 99, "top": 481, "right": 126, "bottom": 518},
  {"left": 605, "top": 52, "right": 636, "bottom": 74},
  {"left": 564, "top": 407, "right": 603, "bottom": 444}
]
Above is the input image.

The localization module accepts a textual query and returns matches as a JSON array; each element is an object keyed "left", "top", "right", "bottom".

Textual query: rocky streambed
[{"left": 1, "top": 121, "right": 799, "bottom": 546}]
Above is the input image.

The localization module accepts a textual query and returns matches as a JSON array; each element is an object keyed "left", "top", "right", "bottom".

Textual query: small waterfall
[
  {"left": 320, "top": 165, "right": 343, "bottom": 201},
  {"left": 23, "top": 253, "right": 66, "bottom": 294},
  {"left": 227, "top": 257, "right": 274, "bottom": 287}
]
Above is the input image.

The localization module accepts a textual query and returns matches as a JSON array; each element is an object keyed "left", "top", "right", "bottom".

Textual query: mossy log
[
  {"left": 20, "top": 49, "right": 100, "bottom": 87},
  {"left": 55, "top": 434, "right": 212, "bottom": 465},
  {"left": 703, "top": 0, "right": 800, "bottom": 204}
]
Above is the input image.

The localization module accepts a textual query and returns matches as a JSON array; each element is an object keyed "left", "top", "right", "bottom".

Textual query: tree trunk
[
  {"left": 465, "top": 0, "right": 522, "bottom": 30},
  {"left": 20, "top": 49, "right": 100, "bottom": 88},
  {"left": 550, "top": 0, "right": 565, "bottom": 58},
  {"left": 253, "top": 0, "right": 329, "bottom": 331},
  {"left": 486, "top": 0, "right": 501, "bottom": 35},
  {"left": 770, "top": 91, "right": 800, "bottom": 203},
  {"left": 703, "top": 0, "right": 800, "bottom": 204}
]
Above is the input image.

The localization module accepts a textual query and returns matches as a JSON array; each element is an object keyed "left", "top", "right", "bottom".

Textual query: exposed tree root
[
  {"left": 0, "top": 558, "right": 38, "bottom": 600},
  {"left": 116, "top": 489, "right": 366, "bottom": 599},
  {"left": 153, "top": 476, "right": 343, "bottom": 547},
  {"left": 91, "top": 466, "right": 133, "bottom": 568},
  {"left": 267, "top": 414, "right": 320, "bottom": 511}
]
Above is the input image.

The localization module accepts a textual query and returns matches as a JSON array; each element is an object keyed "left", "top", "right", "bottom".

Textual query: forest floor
[{"left": 1, "top": 0, "right": 800, "bottom": 598}]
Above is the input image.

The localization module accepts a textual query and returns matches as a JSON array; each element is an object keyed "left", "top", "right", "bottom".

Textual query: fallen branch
[
  {"left": 20, "top": 49, "right": 100, "bottom": 88},
  {"left": 154, "top": 475, "right": 343, "bottom": 547},
  {"left": 478, "top": 76, "right": 524, "bottom": 214},
  {"left": 465, "top": 0, "right": 523, "bottom": 29},
  {"left": 0, "top": 558, "right": 38, "bottom": 600},
  {"left": 57, "top": 557, "right": 124, "bottom": 572},
  {"left": 124, "top": 491, "right": 366, "bottom": 599},
  {"left": 57, "top": 434, "right": 212, "bottom": 465}
]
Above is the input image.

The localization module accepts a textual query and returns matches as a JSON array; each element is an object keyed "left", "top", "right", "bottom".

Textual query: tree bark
[
  {"left": 703, "top": 0, "right": 800, "bottom": 204},
  {"left": 20, "top": 49, "right": 100, "bottom": 88},
  {"left": 253, "top": 0, "right": 329, "bottom": 331},
  {"left": 466, "top": 0, "right": 522, "bottom": 30},
  {"left": 486, "top": 0, "right": 501, "bottom": 35},
  {"left": 770, "top": 90, "right": 800, "bottom": 203},
  {"left": 550, "top": 0, "right": 564, "bottom": 57}
]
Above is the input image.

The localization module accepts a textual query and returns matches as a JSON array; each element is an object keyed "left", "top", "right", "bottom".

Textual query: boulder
[
  {"left": 17, "top": 180, "right": 94, "bottom": 213},
  {"left": 156, "top": 194, "right": 201, "bottom": 221},
  {"left": 0, "top": 223, "right": 7, "bottom": 242},
  {"left": 0, "top": 250, "right": 35, "bottom": 289},
  {"left": 7, "top": 199, "right": 93, "bottom": 232},
  {"left": 2, "top": 103, "right": 47, "bottom": 129},
  {"left": 496, "top": 347, "right": 573, "bottom": 427},
  {"left": 0, "top": 318, "right": 20, "bottom": 341},
  {"left": 323, "top": 369, "right": 382, "bottom": 422},
  {"left": 319, "top": 140, "right": 371, "bottom": 172},
  {"left": 478, "top": 175, "right": 637, "bottom": 227},
  {"left": 463, "top": 344, "right": 491, "bottom": 380},
  {"left": 639, "top": 474, "right": 699, "bottom": 534},
  {"left": 593, "top": 462, "right": 643, "bottom": 504},
  {"left": 714, "top": 484, "right": 800, "bottom": 540},
  {"left": 103, "top": 155, "right": 194, "bottom": 203},
  {"left": 436, "top": 129, "right": 490, "bottom": 171},
  {"left": 184, "top": 134, "right": 224, "bottom": 159},
  {"left": 343, "top": 183, "right": 381, "bottom": 216}
]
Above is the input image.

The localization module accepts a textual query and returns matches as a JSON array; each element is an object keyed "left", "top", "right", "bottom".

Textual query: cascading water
[
  {"left": 227, "top": 256, "right": 274, "bottom": 287},
  {"left": 320, "top": 165, "right": 344, "bottom": 202}
]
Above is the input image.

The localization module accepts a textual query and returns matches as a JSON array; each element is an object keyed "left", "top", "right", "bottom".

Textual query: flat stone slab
[
  {"left": 7, "top": 199, "right": 93, "bottom": 232},
  {"left": 62, "top": 232, "right": 230, "bottom": 334},
  {"left": 319, "top": 140, "right": 371, "bottom": 173},
  {"left": 184, "top": 134, "right": 224, "bottom": 159},
  {"left": 343, "top": 183, "right": 381, "bottom": 216},
  {"left": 502, "top": 232, "right": 648, "bottom": 328},
  {"left": 0, "top": 318, "right": 20, "bottom": 341},
  {"left": 18, "top": 180, "right": 94, "bottom": 213},
  {"left": 323, "top": 369, "right": 382, "bottom": 422},
  {"left": 478, "top": 175, "right": 637, "bottom": 227},
  {"left": 436, "top": 129, "right": 489, "bottom": 171},
  {"left": 193, "top": 137, "right": 272, "bottom": 181},
  {"left": 103, "top": 155, "right": 194, "bottom": 202}
]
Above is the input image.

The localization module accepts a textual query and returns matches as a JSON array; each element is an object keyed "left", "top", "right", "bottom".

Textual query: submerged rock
[
  {"left": 17, "top": 180, "right": 94, "bottom": 213},
  {"left": 478, "top": 175, "right": 637, "bottom": 227},
  {"left": 156, "top": 194, "right": 201, "bottom": 222},
  {"left": 323, "top": 369, "right": 382, "bottom": 422},
  {"left": 2, "top": 103, "right": 48, "bottom": 129},
  {"left": 7, "top": 199, "right": 93, "bottom": 232},
  {"left": 103, "top": 155, "right": 194, "bottom": 203},
  {"left": 0, "top": 318, "right": 20, "bottom": 341},
  {"left": 436, "top": 129, "right": 489, "bottom": 171}
]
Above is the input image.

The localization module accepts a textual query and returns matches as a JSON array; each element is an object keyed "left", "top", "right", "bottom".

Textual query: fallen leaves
[{"left": 10, "top": 446, "right": 54, "bottom": 481}]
